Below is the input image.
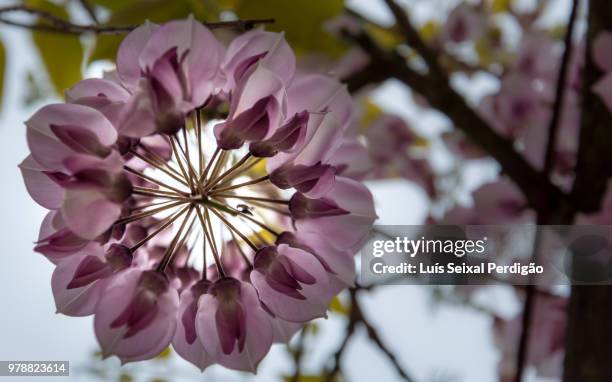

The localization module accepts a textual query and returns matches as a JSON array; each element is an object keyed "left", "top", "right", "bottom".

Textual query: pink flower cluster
[{"left": 20, "top": 17, "right": 376, "bottom": 371}]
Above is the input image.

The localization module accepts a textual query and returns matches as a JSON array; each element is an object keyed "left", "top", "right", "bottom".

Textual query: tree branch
[
  {"left": 563, "top": 1, "right": 612, "bottom": 380},
  {"left": 0, "top": 5, "right": 274, "bottom": 35},
  {"left": 341, "top": 26, "right": 572, "bottom": 215},
  {"left": 325, "top": 289, "right": 416, "bottom": 382},
  {"left": 382, "top": 0, "right": 445, "bottom": 78},
  {"left": 514, "top": 2, "right": 580, "bottom": 381}
]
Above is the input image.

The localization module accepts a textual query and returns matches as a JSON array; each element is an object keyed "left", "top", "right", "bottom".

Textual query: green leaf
[
  {"left": 28, "top": 0, "right": 84, "bottom": 96},
  {"left": 235, "top": 0, "right": 346, "bottom": 57},
  {"left": 89, "top": 0, "right": 194, "bottom": 63}
]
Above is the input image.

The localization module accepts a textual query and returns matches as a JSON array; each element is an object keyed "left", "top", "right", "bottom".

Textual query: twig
[
  {"left": 514, "top": 2, "right": 580, "bottom": 381},
  {"left": 77, "top": 0, "right": 98, "bottom": 24},
  {"left": 382, "top": 0, "right": 444, "bottom": 77},
  {"left": 325, "top": 289, "right": 416, "bottom": 382},
  {"left": 0, "top": 5, "right": 274, "bottom": 35},
  {"left": 290, "top": 329, "right": 306, "bottom": 382}
]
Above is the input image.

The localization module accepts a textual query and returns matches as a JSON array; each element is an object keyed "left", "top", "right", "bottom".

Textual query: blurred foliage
[
  {"left": 329, "top": 295, "right": 350, "bottom": 316},
  {"left": 28, "top": 0, "right": 83, "bottom": 96},
  {"left": 89, "top": 0, "right": 194, "bottom": 63},
  {"left": 235, "top": 0, "right": 346, "bottom": 57},
  {"left": 491, "top": 0, "right": 512, "bottom": 13},
  {"left": 4, "top": 0, "right": 348, "bottom": 106},
  {"left": 88, "top": 0, "right": 347, "bottom": 62}
]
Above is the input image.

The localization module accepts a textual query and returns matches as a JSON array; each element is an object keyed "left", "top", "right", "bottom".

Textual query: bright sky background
[{"left": 0, "top": 0, "right": 573, "bottom": 381}]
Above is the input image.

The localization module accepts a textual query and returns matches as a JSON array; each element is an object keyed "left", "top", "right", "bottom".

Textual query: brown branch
[
  {"left": 563, "top": 1, "right": 612, "bottom": 381},
  {"left": 325, "top": 289, "right": 416, "bottom": 382},
  {"left": 0, "top": 5, "right": 274, "bottom": 35},
  {"left": 514, "top": 2, "right": 580, "bottom": 381},
  {"left": 382, "top": 0, "right": 445, "bottom": 78}
]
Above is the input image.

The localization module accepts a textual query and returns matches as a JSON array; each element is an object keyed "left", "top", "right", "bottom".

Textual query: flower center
[{"left": 119, "top": 112, "right": 288, "bottom": 280}]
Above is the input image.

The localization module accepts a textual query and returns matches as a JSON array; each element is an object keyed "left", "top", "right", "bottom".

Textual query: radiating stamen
[
  {"left": 124, "top": 165, "right": 189, "bottom": 196},
  {"left": 207, "top": 206, "right": 259, "bottom": 252},
  {"left": 130, "top": 199, "right": 183, "bottom": 212},
  {"left": 129, "top": 149, "right": 189, "bottom": 187},
  {"left": 207, "top": 150, "right": 230, "bottom": 187},
  {"left": 241, "top": 218, "right": 268, "bottom": 246},
  {"left": 130, "top": 205, "right": 191, "bottom": 251},
  {"left": 210, "top": 198, "right": 280, "bottom": 237},
  {"left": 245, "top": 200, "right": 291, "bottom": 216},
  {"left": 211, "top": 175, "right": 270, "bottom": 194},
  {"left": 196, "top": 110, "right": 204, "bottom": 174},
  {"left": 177, "top": 129, "right": 200, "bottom": 189},
  {"left": 132, "top": 186, "right": 187, "bottom": 200},
  {"left": 196, "top": 205, "right": 225, "bottom": 278},
  {"left": 157, "top": 205, "right": 195, "bottom": 272},
  {"left": 115, "top": 200, "right": 187, "bottom": 226},
  {"left": 169, "top": 135, "right": 194, "bottom": 192},
  {"left": 199, "top": 147, "right": 221, "bottom": 185},
  {"left": 213, "top": 193, "right": 289, "bottom": 205},
  {"left": 228, "top": 230, "right": 253, "bottom": 268},
  {"left": 205, "top": 153, "right": 252, "bottom": 192}
]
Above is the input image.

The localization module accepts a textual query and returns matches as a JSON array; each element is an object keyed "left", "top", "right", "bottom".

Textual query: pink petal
[
  {"left": 66, "top": 78, "right": 130, "bottom": 126},
  {"left": 287, "top": 73, "right": 352, "bottom": 127},
  {"left": 19, "top": 155, "right": 65, "bottom": 209},
  {"left": 196, "top": 279, "right": 273, "bottom": 372},
  {"left": 267, "top": 113, "right": 344, "bottom": 173},
  {"left": 26, "top": 104, "right": 117, "bottom": 170},
  {"left": 117, "top": 22, "right": 158, "bottom": 90},
  {"left": 282, "top": 231, "right": 356, "bottom": 289},
  {"left": 117, "top": 84, "right": 158, "bottom": 137},
  {"left": 251, "top": 244, "right": 332, "bottom": 322},
  {"left": 295, "top": 177, "right": 377, "bottom": 252},
  {"left": 61, "top": 188, "right": 122, "bottom": 240},
  {"left": 231, "top": 64, "right": 286, "bottom": 122},
  {"left": 51, "top": 254, "right": 110, "bottom": 316},
  {"left": 327, "top": 138, "right": 373, "bottom": 180},
  {"left": 94, "top": 269, "right": 179, "bottom": 363},
  {"left": 223, "top": 30, "right": 295, "bottom": 91},
  {"left": 172, "top": 282, "right": 215, "bottom": 371},
  {"left": 139, "top": 16, "right": 223, "bottom": 105}
]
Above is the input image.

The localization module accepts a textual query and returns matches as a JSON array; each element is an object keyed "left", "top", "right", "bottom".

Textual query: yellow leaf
[
  {"left": 364, "top": 23, "right": 402, "bottom": 50},
  {"left": 328, "top": 296, "right": 350, "bottom": 315},
  {"left": 235, "top": 0, "right": 346, "bottom": 57},
  {"left": 154, "top": 347, "right": 172, "bottom": 360},
  {"left": 412, "top": 136, "right": 429, "bottom": 149},
  {"left": 491, "top": 0, "right": 512, "bottom": 13},
  {"left": 419, "top": 20, "right": 440, "bottom": 43},
  {"left": 358, "top": 99, "right": 384, "bottom": 131},
  {"left": 28, "top": 0, "right": 83, "bottom": 95}
]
